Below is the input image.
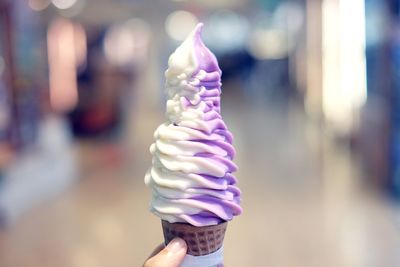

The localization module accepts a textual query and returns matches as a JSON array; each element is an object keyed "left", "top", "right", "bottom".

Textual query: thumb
[{"left": 144, "top": 238, "right": 187, "bottom": 267}]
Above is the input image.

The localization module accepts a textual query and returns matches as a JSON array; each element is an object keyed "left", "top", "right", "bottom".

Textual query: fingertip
[
  {"left": 165, "top": 237, "right": 187, "bottom": 254},
  {"left": 144, "top": 238, "right": 187, "bottom": 267}
]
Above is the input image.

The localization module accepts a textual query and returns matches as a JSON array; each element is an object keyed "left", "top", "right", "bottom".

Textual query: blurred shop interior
[{"left": 1, "top": 0, "right": 400, "bottom": 266}]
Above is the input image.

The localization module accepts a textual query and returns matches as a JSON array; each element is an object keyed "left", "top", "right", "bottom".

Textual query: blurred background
[{"left": 0, "top": 0, "right": 400, "bottom": 266}]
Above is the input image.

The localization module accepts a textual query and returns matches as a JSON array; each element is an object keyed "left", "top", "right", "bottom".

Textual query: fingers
[{"left": 143, "top": 238, "right": 187, "bottom": 267}]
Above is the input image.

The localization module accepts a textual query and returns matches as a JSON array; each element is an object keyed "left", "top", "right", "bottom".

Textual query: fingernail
[{"left": 166, "top": 238, "right": 186, "bottom": 253}]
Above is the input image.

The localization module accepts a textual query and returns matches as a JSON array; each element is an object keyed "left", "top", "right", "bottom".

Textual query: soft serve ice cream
[{"left": 145, "top": 23, "right": 242, "bottom": 227}]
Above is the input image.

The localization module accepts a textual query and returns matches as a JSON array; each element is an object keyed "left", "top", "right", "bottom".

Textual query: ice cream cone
[{"left": 162, "top": 220, "right": 227, "bottom": 256}]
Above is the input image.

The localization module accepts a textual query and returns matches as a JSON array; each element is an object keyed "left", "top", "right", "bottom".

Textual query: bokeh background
[{"left": 0, "top": 0, "right": 399, "bottom": 266}]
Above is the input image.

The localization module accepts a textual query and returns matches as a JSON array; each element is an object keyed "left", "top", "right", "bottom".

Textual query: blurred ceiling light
[
  {"left": 322, "top": 0, "right": 367, "bottom": 135},
  {"left": 104, "top": 25, "right": 135, "bottom": 66},
  {"left": 247, "top": 29, "right": 288, "bottom": 60},
  {"left": 103, "top": 18, "right": 151, "bottom": 67},
  {"left": 48, "top": 18, "right": 87, "bottom": 113},
  {"left": 165, "top": 10, "right": 198, "bottom": 41},
  {"left": 28, "top": 0, "right": 51, "bottom": 11},
  {"left": 52, "top": 0, "right": 78, "bottom": 10},
  {"left": 124, "top": 18, "right": 151, "bottom": 62}
]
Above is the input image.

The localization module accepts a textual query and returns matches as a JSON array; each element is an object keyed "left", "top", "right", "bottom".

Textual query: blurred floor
[{"left": 1, "top": 90, "right": 400, "bottom": 267}]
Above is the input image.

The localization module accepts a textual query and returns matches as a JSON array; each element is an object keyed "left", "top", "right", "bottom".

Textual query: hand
[{"left": 143, "top": 238, "right": 187, "bottom": 267}]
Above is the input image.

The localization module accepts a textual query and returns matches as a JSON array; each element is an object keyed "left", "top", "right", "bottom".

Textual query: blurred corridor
[
  {"left": 1, "top": 0, "right": 400, "bottom": 266},
  {"left": 1, "top": 95, "right": 400, "bottom": 267}
]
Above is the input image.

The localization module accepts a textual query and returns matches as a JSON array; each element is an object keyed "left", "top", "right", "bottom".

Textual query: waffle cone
[{"left": 161, "top": 220, "right": 227, "bottom": 256}]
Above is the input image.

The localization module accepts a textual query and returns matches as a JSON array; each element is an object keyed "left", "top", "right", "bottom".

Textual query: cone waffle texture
[{"left": 162, "top": 220, "right": 227, "bottom": 256}]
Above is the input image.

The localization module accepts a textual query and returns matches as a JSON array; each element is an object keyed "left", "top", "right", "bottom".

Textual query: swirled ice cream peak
[
  {"left": 166, "top": 23, "right": 220, "bottom": 78},
  {"left": 145, "top": 23, "right": 242, "bottom": 227}
]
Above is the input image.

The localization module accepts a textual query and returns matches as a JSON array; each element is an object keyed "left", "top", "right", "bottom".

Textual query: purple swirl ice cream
[{"left": 145, "top": 23, "right": 242, "bottom": 227}]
